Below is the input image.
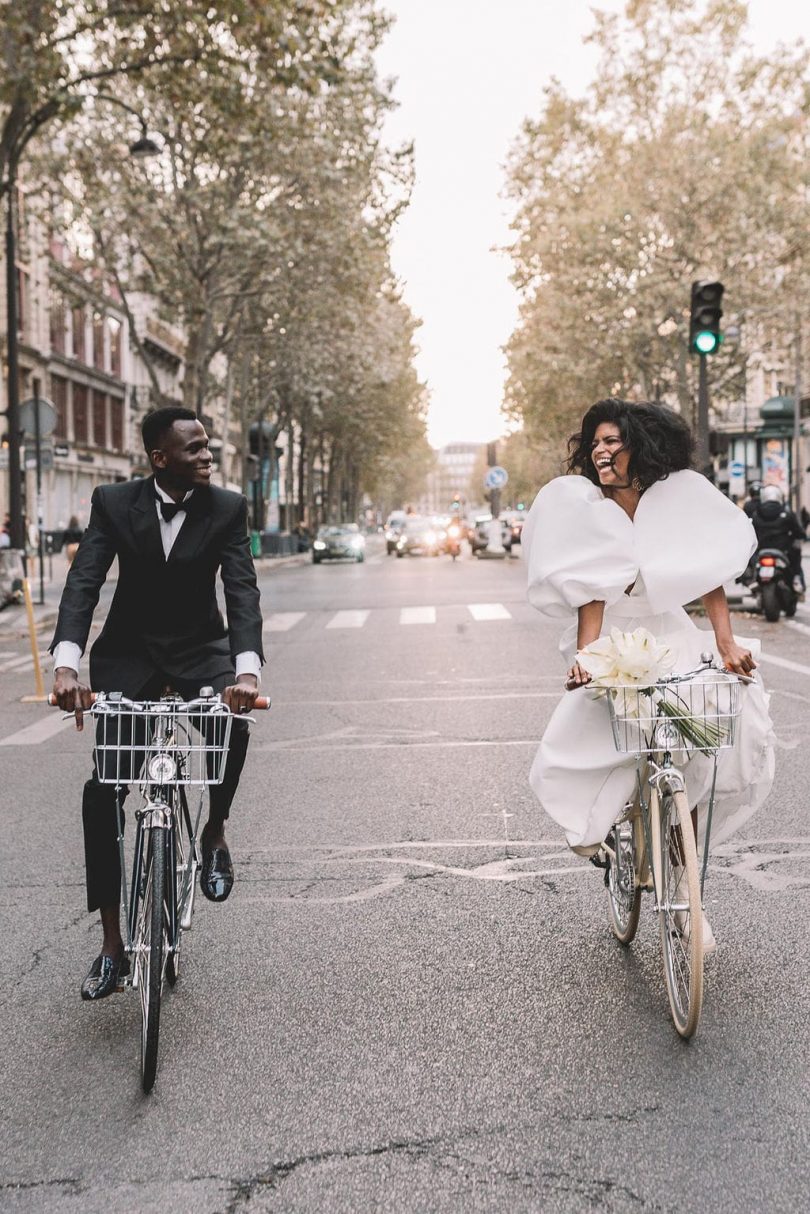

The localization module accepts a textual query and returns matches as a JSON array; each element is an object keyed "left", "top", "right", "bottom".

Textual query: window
[
  {"left": 92, "top": 312, "right": 105, "bottom": 371},
  {"left": 15, "top": 268, "right": 28, "bottom": 339},
  {"left": 72, "top": 304, "right": 86, "bottom": 362},
  {"left": 51, "top": 375, "right": 68, "bottom": 439},
  {"left": 92, "top": 390, "right": 107, "bottom": 448},
  {"left": 50, "top": 290, "right": 66, "bottom": 354},
  {"left": 73, "top": 384, "right": 89, "bottom": 445},
  {"left": 108, "top": 317, "right": 122, "bottom": 377},
  {"left": 110, "top": 396, "right": 124, "bottom": 451}
]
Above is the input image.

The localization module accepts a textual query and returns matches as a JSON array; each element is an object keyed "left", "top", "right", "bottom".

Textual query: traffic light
[
  {"left": 689, "top": 281, "right": 724, "bottom": 354},
  {"left": 450, "top": 494, "right": 461, "bottom": 514}
]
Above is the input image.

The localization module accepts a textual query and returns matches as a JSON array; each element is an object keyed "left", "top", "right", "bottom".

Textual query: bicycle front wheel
[
  {"left": 656, "top": 787, "right": 704, "bottom": 1039},
  {"left": 606, "top": 819, "right": 641, "bottom": 944},
  {"left": 139, "top": 828, "right": 167, "bottom": 1092}
]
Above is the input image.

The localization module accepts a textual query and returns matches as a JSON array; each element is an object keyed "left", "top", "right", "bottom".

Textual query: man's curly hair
[{"left": 567, "top": 398, "right": 694, "bottom": 490}]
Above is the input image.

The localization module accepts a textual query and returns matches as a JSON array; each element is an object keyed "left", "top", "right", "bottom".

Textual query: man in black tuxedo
[{"left": 51, "top": 406, "right": 264, "bottom": 1000}]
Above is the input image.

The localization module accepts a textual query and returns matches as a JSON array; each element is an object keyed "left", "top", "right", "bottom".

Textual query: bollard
[{"left": 20, "top": 577, "right": 47, "bottom": 703}]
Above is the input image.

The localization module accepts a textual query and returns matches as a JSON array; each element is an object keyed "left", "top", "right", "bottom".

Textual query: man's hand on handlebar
[
  {"left": 52, "top": 667, "right": 93, "bottom": 731},
  {"left": 222, "top": 674, "right": 259, "bottom": 715}
]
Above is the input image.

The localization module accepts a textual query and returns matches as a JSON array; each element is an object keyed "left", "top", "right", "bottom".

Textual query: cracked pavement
[{"left": 2, "top": 548, "right": 810, "bottom": 1212}]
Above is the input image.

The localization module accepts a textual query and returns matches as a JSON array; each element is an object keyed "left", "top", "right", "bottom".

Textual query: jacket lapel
[
  {"left": 166, "top": 488, "right": 213, "bottom": 565},
  {"left": 129, "top": 475, "right": 164, "bottom": 564}
]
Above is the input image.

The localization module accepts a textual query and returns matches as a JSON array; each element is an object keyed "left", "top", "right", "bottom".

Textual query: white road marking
[
  {"left": 0, "top": 649, "right": 49, "bottom": 673},
  {"left": 468, "top": 603, "right": 512, "bottom": 621},
  {"left": 256, "top": 738, "right": 538, "bottom": 753},
  {"left": 276, "top": 692, "right": 560, "bottom": 706},
  {"left": 783, "top": 619, "right": 810, "bottom": 640},
  {"left": 263, "top": 612, "right": 306, "bottom": 632},
  {"left": 0, "top": 713, "right": 75, "bottom": 747},
  {"left": 326, "top": 610, "right": 370, "bottom": 629},
  {"left": 758, "top": 651, "right": 810, "bottom": 677},
  {"left": 400, "top": 606, "right": 436, "bottom": 625}
]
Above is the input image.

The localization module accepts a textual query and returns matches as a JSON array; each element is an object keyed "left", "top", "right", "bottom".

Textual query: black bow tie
[{"left": 157, "top": 497, "right": 188, "bottom": 523}]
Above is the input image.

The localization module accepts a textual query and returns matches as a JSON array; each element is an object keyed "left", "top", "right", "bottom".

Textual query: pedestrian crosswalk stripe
[
  {"left": 326, "top": 610, "right": 370, "bottom": 629},
  {"left": 264, "top": 612, "right": 306, "bottom": 632},
  {"left": 0, "top": 713, "right": 75, "bottom": 747},
  {"left": 400, "top": 606, "right": 436, "bottom": 625},
  {"left": 468, "top": 603, "right": 512, "bottom": 621}
]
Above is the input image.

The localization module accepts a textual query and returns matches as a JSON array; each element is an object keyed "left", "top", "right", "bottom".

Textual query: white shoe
[{"left": 673, "top": 904, "right": 717, "bottom": 955}]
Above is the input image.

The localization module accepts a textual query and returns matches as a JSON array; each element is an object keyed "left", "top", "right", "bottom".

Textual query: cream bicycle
[{"left": 600, "top": 655, "right": 743, "bottom": 1039}]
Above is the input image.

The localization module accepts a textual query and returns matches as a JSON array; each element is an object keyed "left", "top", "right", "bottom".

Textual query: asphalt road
[{"left": 2, "top": 539, "right": 810, "bottom": 1212}]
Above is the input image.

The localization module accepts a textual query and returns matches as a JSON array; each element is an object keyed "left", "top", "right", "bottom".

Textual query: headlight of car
[
  {"left": 313, "top": 540, "right": 326, "bottom": 550},
  {"left": 351, "top": 535, "right": 365, "bottom": 548},
  {"left": 147, "top": 752, "right": 177, "bottom": 783},
  {"left": 425, "top": 531, "right": 437, "bottom": 545}
]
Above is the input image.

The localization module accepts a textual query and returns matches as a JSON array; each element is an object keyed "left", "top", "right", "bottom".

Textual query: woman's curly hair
[{"left": 567, "top": 398, "right": 694, "bottom": 489}]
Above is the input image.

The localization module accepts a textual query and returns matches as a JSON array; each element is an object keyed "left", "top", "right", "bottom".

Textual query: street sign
[
  {"left": 484, "top": 466, "right": 509, "bottom": 490},
  {"left": 19, "top": 396, "right": 57, "bottom": 439},
  {"left": 54, "top": 443, "right": 69, "bottom": 458},
  {"left": 25, "top": 440, "right": 54, "bottom": 472}
]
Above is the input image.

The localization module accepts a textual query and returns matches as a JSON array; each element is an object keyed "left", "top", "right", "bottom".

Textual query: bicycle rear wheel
[
  {"left": 139, "top": 828, "right": 167, "bottom": 1092},
  {"left": 656, "top": 787, "right": 704, "bottom": 1039},
  {"left": 606, "top": 818, "right": 641, "bottom": 944}
]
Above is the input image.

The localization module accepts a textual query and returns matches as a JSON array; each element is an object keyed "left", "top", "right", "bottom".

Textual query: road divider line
[
  {"left": 468, "top": 603, "right": 512, "bottom": 621},
  {"left": 263, "top": 612, "right": 306, "bottom": 632},
  {"left": 274, "top": 692, "right": 560, "bottom": 706},
  {"left": 759, "top": 651, "right": 810, "bottom": 677},
  {"left": 326, "top": 610, "right": 370, "bottom": 629},
  {"left": 255, "top": 738, "right": 539, "bottom": 753},
  {"left": 400, "top": 606, "right": 436, "bottom": 625},
  {"left": 0, "top": 713, "right": 75, "bottom": 747}
]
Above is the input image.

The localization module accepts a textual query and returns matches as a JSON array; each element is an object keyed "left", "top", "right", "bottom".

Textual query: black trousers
[{"left": 81, "top": 672, "right": 250, "bottom": 912}]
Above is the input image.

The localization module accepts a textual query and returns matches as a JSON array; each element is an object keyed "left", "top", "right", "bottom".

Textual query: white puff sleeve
[
  {"left": 524, "top": 476, "right": 638, "bottom": 619},
  {"left": 634, "top": 470, "right": 757, "bottom": 613}
]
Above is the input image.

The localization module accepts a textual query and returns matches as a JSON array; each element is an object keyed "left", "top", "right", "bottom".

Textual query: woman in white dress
[{"left": 523, "top": 399, "right": 775, "bottom": 941}]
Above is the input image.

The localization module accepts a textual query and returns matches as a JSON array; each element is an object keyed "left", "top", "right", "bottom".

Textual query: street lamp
[{"left": 3, "top": 94, "right": 161, "bottom": 556}]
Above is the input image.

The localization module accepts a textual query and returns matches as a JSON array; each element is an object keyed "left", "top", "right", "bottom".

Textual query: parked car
[
  {"left": 312, "top": 524, "right": 366, "bottom": 563},
  {"left": 395, "top": 516, "right": 442, "bottom": 557}
]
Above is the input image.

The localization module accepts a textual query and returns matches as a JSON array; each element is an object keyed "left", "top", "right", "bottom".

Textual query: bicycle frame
[{"left": 621, "top": 748, "right": 718, "bottom": 915}]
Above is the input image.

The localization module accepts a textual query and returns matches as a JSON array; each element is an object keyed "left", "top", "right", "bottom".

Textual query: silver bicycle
[
  {"left": 601, "top": 655, "right": 743, "bottom": 1038},
  {"left": 71, "top": 689, "right": 267, "bottom": 1091}
]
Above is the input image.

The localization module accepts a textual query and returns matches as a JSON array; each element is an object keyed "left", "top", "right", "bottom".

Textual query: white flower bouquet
[{"left": 576, "top": 627, "right": 726, "bottom": 752}]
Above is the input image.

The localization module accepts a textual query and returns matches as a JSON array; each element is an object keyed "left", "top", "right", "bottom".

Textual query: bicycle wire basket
[
  {"left": 606, "top": 676, "right": 742, "bottom": 755},
  {"left": 91, "top": 698, "right": 234, "bottom": 787}
]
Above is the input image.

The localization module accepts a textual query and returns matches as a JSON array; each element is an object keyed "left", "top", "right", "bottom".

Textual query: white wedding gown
[{"left": 523, "top": 471, "right": 775, "bottom": 849}]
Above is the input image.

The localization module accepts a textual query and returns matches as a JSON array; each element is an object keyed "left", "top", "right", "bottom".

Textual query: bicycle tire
[
  {"left": 656, "top": 787, "right": 704, "bottom": 1039},
  {"left": 606, "top": 819, "right": 641, "bottom": 944},
  {"left": 141, "top": 828, "right": 167, "bottom": 1093}
]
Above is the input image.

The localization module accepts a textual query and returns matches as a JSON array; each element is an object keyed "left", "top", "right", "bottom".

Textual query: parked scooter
[{"left": 743, "top": 547, "right": 798, "bottom": 622}]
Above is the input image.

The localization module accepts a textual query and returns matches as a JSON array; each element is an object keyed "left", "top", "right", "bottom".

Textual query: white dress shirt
[{"left": 53, "top": 482, "right": 261, "bottom": 683}]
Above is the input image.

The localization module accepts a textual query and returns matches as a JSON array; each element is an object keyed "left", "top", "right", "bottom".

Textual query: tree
[{"left": 504, "top": 0, "right": 810, "bottom": 450}]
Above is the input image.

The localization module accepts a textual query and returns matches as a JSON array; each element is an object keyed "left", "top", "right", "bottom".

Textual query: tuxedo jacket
[{"left": 50, "top": 476, "right": 264, "bottom": 696}]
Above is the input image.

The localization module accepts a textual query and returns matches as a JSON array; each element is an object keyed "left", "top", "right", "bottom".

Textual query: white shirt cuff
[
  {"left": 53, "top": 641, "right": 83, "bottom": 675},
  {"left": 234, "top": 651, "right": 261, "bottom": 682}
]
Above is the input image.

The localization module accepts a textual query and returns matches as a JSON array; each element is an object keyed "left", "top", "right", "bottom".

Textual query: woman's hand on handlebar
[
  {"left": 717, "top": 640, "right": 756, "bottom": 677},
  {"left": 222, "top": 675, "right": 260, "bottom": 715},
  {"left": 565, "top": 661, "right": 592, "bottom": 691},
  {"left": 52, "top": 668, "right": 93, "bottom": 731}
]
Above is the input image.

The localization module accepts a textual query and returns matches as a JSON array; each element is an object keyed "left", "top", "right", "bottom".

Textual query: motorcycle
[
  {"left": 445, "top": 521, "right": 462, "bottom": 561},
  {"left": 744, "top": 547, "right": 798, "bottom": 622}
]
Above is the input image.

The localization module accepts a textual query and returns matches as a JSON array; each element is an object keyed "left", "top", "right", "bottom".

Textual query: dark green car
[{"left": 312, "top": 524, "right": 366, "bottom": 563}]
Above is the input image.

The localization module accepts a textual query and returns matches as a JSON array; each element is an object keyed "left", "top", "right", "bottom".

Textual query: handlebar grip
[
  {"left": 48, "top": 692, "right": 98, "bottom": 707},
  {"left": 253, "top": 696, "right": 271, "bottom": 710}
]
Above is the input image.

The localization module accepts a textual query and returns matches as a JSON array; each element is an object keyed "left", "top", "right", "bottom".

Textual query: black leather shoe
[
  {"left": 81, "top": 952, "right": 131, "bottom": 1001},
  {"left": 200, "top": 843, "right": 234, "bottom": 902}
]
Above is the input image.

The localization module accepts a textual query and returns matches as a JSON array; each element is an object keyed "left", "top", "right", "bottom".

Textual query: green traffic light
[{"left": 694, "top": 330, "right": 720, "bottom": 355}]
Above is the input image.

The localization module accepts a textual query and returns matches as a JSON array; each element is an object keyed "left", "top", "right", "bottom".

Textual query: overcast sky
[{"left": 375, "top": 0, "right": 807, "bottom": 449}]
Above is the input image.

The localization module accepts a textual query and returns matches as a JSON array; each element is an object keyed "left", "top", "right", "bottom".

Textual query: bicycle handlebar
[{"left": 48, "top": 693, "right": 270, "bottom": 710}]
